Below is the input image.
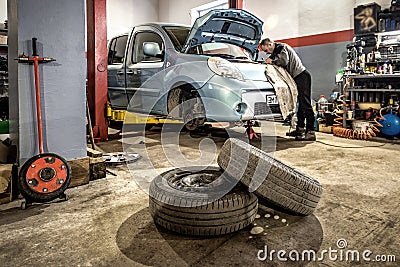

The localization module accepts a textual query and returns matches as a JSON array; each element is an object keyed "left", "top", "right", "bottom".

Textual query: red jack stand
[
  {"left": 16, "top": 38, "right": 71, "bottom": 209},
  {"left": 245, "top": 120, "right": 260, "bottom": 140}
]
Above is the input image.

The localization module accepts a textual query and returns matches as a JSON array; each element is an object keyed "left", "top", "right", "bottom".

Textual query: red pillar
[
  {"left": 228, "top": 0, "right": 243, "bottom": 9},
  {"left": 86, "top": 0, "right": 108, "bottom": 141}
]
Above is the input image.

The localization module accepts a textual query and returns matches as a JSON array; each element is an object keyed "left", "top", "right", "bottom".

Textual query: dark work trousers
[{"left": 294, "top": 70, "right": 314, "bottom": 131}]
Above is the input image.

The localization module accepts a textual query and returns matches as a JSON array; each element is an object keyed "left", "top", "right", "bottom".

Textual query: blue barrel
[{"left": 379, "top": 113, "right": 400, "bottom": 136}]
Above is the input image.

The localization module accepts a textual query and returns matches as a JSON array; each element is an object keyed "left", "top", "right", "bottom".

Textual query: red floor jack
[
  {"left": 16, "top": 38, "right": 71, "bottom": 209},
  {"left": 245, "top": 120, "right": 260, "bottom": 140}
]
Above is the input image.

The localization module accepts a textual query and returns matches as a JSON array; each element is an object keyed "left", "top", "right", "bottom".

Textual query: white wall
[
  {"left": 2, "top": 0, "right": 393, "bottom": 40},
  {"left": 356, "top": 0, "right": 390, "bottom": 8},
  {"left": 0, "top": 0, "right": 6, "bottom": 22},
  {"left": 106, "top": 0, "right": 214, "bottom": 38},
  {"left": 159, "top": 0, "right": 214, "bottom": 25},
  {"left": 107, "top": 0, "right": 159, "bottom": 39},
  {"left": 245, "top": 0, "right": 392, "bottom": 40}
]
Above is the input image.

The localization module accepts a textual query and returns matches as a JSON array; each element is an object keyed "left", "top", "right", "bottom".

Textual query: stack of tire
[{"left": 149, "top": 138, "right": 323, "bottom": 236}]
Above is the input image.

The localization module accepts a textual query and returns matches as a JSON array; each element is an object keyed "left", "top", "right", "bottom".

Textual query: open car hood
[{"left": 181, "top": 9, "right": 263, "bottom": 56}]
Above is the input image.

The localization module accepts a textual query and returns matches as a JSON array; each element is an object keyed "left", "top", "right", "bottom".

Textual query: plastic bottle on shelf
[
  {"left": 388, "top": 64, "right": 393, "bottom": 74},
  {"left": 359, "top": 54, "right": 366, "bottom": 72},
  {"left": 383, "top": 62, "right": 388, "bottom": 74},
  {"left": 317, "top": 95, "right": 329, "bottom": 115}
]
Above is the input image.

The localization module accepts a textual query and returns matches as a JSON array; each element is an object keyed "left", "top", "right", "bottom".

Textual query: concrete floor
[{"left": 0, "top": 122, "right": 399, "bottom": 266}]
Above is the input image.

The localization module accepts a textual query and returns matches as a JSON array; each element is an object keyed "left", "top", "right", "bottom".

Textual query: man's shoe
[
  {"left": 287, "top": 127, "right": 305, "bottom": 137},
  {"left": 304, "top": 131, "right": 316, "bottom": 141},
  {"left": 295, "top": 130, "right": 316, "bottom": 141}
]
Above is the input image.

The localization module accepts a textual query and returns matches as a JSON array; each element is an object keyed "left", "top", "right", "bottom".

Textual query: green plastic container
[{"left": 0, "top": 120, "right": 9, "bottom": 134}]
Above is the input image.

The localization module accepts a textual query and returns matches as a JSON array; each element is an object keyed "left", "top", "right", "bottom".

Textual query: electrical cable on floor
[{"left": 315, "top": 140, "right": 386, "bottom": 148}]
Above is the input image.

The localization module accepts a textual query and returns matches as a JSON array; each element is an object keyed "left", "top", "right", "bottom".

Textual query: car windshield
[
  {"left": 163, "top": 26, "right": 190, "bottom": 51},
  {"left": 163, "top": 26, "right": 252, "bottom": 61},
  {"left": 187, "top": 43, "right": 252, "bottom": 60}
]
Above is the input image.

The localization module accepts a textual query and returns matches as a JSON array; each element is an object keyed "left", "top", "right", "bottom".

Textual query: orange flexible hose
[{"left": 332, "top": 96, "right": 385, "bottom": 140}]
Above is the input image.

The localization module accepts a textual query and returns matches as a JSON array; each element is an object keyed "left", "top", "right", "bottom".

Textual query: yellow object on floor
[{"left": 107, "top": 106, "right": 182, "bottom": 125}]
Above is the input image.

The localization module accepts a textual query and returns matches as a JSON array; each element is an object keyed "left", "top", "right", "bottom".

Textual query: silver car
[{"left": 107, "top": 9, "right": 279, "bottom": 130}]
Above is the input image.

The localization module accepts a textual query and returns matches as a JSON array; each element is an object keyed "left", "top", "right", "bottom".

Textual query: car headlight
[
  {"left": 235, "top": 102, "right": 247, "bottom": 114},
  {"left": 207, "top": 57, "right": 244, "bottom": 81}
]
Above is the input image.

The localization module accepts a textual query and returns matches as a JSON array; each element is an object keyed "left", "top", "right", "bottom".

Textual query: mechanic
[{"left": 260, "top": 38, "right": 316, "bottom": 141}]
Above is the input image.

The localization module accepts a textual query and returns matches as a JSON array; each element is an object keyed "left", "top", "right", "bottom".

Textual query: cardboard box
[
  {"left": 0, "top": 164, "right": 12, "bottom": 204},
  {"left": 0, "top": 142, "right": 9, "bottom": 163},
  {"left": 0, "top": 35, "right": 7, "bottom": 45},
  {"left": 319, "top": 124, "right": 333, "bottom": 134}
]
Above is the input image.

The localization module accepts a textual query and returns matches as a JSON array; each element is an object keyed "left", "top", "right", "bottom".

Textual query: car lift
[
  {"left": 106, "top": 107, "right": 182, "bottom": 125},
  {"left": 107, "top": 106, "right": 260, "bottom": 140}
]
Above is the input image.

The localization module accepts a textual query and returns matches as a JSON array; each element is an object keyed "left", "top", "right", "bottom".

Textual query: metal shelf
[
  {"left": 347, "top": 88, "right": 400, "bottom": 92},
  {"left": 345, "top": 74, "right": 400, "bottom": 78},
  {"left": 376, "top": 29, "right": 400, "bottom": 36},
  {"left": 365, "top": 60, "right": 400, "bottom": 64}
]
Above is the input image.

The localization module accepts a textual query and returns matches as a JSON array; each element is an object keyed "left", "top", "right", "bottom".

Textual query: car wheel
[
  {"left": 149, "top": 166, "right": 258, "bottom": 236},
  {"left": 18, "top": 153, "right": 71, "bottom": 203},
  {"left": 181, "top": 90, "right": 206, "bottom": 131},
  {"left": 217, "top": 138, "right": 323, "bottom": 216},
  {"left": 168, "top": 88, "right": 205, "bottom": 131},
  {"left": 145, "top": 123, "right": 154, "bottom": 131}
]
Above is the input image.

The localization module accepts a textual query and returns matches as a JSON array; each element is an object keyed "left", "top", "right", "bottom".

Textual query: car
[{"left": 107, "top": 8, "right": 281, "bottom": 130}]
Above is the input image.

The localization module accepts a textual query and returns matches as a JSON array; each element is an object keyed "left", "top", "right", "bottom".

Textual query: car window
[
  {"left": 132, "top": 32, "right": 164, "bottom": 63},
  {"left": 108, "top": 35, "right": 128, "bottom": 65},
  {"left": 163, "top": 26, "right": 190, "bottom": 51}
]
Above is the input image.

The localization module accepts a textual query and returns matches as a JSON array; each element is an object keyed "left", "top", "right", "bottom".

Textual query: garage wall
[
  {"left": 246, "top": 0, "right": 390, "bottom": 40},
  {"left": 107, "top": 0, "right": 159, "bottom": 39},
  {"left": 244, "top": 0, "right": 392, "bottom": 98},
  {"left": 0, "top": 0, "right": 6, "bottom": 22},
  {"left": 158, "top": 0, "right": 214, "bottom": 25},
  {"left": 8, "top": 0, "right": 86, "bottom": 163}
]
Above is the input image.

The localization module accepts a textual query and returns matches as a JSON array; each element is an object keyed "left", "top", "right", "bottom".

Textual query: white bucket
[{"left": 352, "top": 120, "right": 372, "bottom": 132}]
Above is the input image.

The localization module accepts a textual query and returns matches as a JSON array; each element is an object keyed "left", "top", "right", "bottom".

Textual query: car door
[
  {"left": 107, "top": 34, "right": 129, "bottom": 109},
  {"left": 126, "top": 31, "right": 165, "bottom": 114}
]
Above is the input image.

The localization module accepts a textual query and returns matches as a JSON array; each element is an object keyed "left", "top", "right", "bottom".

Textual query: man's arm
[{"left": 272, "top": 46, "right": 289, "bottom": 67}]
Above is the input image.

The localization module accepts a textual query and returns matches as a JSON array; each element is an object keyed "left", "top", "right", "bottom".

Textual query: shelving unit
[
  {"left": 0, "top": 26, "right": 8, "bottom": 123},
  {"left": 0, "top": 26, "right": 7, "bottom": 98},
  {"left": 346, "top": 73, "right": 400, "bottom": 109},
  {"left": 344, "top": 30, "right": 400, "bottom": 113},
  {"left": 331, "top": 14, "right": 400, "bottom": 139},
  {"left": 0, "top": 70, "right": 8, "bottom": 97}
]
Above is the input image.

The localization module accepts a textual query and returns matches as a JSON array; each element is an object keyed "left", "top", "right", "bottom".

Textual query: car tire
[
  {"left": 145, "top": 123, "right": 154, "bottom": 131},
  {"left": 181, "top": 90, "right": 206, "bottom": 131},
  {"left": 217, "top": 138, "right": 323, "bottom": 216},
  {"left": 18, "top": 153, "right": 71, "bottom": 203},
  {"left": 149, "top": 166, "right": 258, "bottom": 236},
  {"left": 168, "top": 88, "right": 205, "bottom": 131}
]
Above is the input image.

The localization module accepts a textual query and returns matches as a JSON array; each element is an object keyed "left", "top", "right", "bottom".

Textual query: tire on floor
[
  {"left": 149, "top": 166, "right": 258, "bottom": 236},
  {"left": 217, "top": 138, "right": 323, "bottom": 216}
]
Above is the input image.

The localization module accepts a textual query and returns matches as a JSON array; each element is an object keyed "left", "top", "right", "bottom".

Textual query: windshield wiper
[
  {"left": 208, "top": 53, "right": 235, "bottom": 59},
  {"left": 234, "top": 56, "right": 251, "bottom": 60}
]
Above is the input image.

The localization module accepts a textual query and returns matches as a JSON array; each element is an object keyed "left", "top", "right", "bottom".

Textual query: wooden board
[
  {"left": 0, "top": 164, "right": 13, "bottom": 204},
  {"left": 68, "top": 157, "right": 90, "bottom": 188}
]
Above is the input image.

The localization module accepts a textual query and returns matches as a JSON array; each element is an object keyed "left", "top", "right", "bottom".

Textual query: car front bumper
[{"left": 198, "top": 76, "right": 279, "bottom": 122}]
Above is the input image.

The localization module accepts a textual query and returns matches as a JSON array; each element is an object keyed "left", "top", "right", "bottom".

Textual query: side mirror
[{"left": 143, "top": 42, "right": 162, "bottom": 57}]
